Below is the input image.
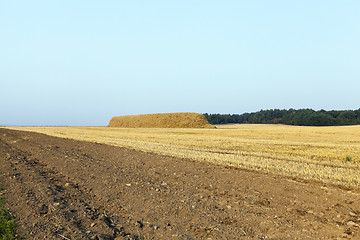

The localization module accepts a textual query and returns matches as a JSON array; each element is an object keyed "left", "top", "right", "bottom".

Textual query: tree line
[{"left": 203, "top": 109, "right": 360, "bottom": 126}]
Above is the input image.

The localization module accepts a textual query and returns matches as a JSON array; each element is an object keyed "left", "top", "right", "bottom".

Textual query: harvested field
[
  {"left": 2, "top": 128, "right": 360, "bottom": 239},
  {"left": 6, "top": 124, "right": 360, "bottom": 189},
  {"left": 108, "top": 113, "right": 215, "bottom": 128}
]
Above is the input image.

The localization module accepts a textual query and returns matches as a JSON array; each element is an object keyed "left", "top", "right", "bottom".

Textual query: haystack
[{"left": 108, "top": 112, "right": 215, "bottom": 128}]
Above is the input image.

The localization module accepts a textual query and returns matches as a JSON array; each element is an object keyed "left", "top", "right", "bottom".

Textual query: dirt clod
[{"left": 135, "top": 220, "right": 143, "bottom": 228}]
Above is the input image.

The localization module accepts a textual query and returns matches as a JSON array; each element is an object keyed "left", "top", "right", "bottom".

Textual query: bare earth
[{"left": 1, "top": 128, "right": 360, "bottom": 239}]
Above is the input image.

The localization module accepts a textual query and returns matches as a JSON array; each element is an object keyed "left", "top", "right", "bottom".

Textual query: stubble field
[{"left": 7, "top": 124, "right": 360, "bottom": 189}]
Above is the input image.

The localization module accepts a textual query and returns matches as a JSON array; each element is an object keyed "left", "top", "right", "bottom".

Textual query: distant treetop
[{"left": 204, "top": 108, "right": 360, "bottom": 126}]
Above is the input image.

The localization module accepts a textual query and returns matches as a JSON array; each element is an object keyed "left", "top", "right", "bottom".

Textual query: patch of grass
[{"left": 0, "top": 185, "right": 16, "bottom": 240}]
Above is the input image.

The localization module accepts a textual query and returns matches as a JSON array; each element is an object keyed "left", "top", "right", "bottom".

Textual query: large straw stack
[{"left": 108, "top": 112, "right": 215, "bottom": 128}]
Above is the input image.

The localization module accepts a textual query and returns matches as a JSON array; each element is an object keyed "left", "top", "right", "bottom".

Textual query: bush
[{"left": 0, "top": 186, "right": 16, "bottom": 240}]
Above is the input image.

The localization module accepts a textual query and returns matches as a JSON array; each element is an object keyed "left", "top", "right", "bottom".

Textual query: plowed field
[{"left": 1, "top": 128, "right": 360, "bottom": 239}]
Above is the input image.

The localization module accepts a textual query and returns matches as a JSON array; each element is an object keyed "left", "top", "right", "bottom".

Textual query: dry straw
[
  {"left": 108, "top": 112, "right": 215, "bottom": 128},
  {"left": 5, "top": 123, "right": 360, "bottom": 189}
]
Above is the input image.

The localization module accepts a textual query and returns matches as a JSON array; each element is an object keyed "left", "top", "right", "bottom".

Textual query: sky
[{"left": 1, "top": 1, "right": 359, "bottom": 126}]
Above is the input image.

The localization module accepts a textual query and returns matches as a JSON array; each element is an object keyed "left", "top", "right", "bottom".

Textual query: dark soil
[{"left": 1, "top": 128, "right": 360, "bottom": 239}]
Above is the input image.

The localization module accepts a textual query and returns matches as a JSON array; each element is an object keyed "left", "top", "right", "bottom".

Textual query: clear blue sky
[{"left": 1, "top": 1, "right": 359, "bottom": 126}]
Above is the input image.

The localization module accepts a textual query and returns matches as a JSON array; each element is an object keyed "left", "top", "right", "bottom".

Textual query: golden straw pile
[{"left": 108, "top": 112, "right": 215, "bottom": 128}]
